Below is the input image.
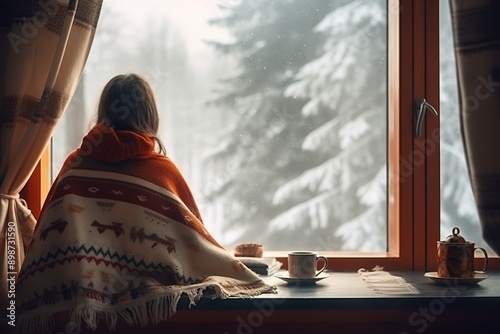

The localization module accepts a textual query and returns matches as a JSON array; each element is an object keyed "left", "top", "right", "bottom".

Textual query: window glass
[
  {"left": 52, "top": 0, "right": 388, "bottom": 252},
  {"left": 439, "top": 0, "right": 495, "bottom": 255}
]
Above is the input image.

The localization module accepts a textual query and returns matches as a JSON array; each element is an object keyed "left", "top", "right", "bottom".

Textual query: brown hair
[{"left": 96, "top": 73, "right": 166, "bottom": 154}]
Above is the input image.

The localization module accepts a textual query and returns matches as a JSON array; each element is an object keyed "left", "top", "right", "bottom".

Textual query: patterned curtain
[
  {"left": 449, "top": 0, "right": 500, "bottom": 256},
  {"left": 0, "top": 0, "right": 103, "bottom": 318}
]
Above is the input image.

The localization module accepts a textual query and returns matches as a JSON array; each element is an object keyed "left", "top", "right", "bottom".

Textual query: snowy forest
[{"left": 52, "top": 0, "right": 493, "bottom": 254}]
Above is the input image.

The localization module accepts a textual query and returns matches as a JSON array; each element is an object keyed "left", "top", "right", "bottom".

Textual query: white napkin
[{"left": 358, "top": 266, "right": 419, "bottom": 295}]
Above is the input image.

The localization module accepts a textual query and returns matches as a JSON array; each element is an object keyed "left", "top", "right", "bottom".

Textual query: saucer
[
  {"left": 424, "top": 272, "right": 488, "bottom": 285},
  {"left": 274, "top": 272, "right": 329, "bottom": 285}
]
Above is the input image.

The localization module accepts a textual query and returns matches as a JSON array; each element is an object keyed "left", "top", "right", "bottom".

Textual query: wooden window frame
[
  {"left": 20, "top": 145, "right": 51, "bottom": 220},
  {"left": 21, "top": 0, "right": 499, "bottom": 272}
]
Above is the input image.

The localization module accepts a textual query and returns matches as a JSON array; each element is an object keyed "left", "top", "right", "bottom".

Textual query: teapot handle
[{"left": 474, "top": 247, "right": 488, "bottom": 273}]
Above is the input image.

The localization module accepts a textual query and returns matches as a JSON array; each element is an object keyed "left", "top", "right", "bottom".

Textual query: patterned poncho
[{"left": 15, "top": 124, "right": 276, "bottom": 333}]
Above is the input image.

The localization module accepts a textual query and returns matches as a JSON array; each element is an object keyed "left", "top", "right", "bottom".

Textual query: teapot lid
[{"left": 443, "top": 227, "right": 467, "bottom": 243}]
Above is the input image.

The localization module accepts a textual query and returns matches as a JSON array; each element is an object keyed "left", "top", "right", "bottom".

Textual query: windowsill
[
  {"left": 178, "top": 270, "right": 500, "bottom": 310},
  {"left": 160, "top": 270, "right": 500, "bottom": 333}
]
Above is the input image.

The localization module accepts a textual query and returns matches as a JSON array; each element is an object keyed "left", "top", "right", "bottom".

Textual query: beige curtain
[
  {"left": 449, "top": 0, "right": 500, "bottom": 256},
  {"left": 0, "top": 0, "right": 102, "bottom": 319}
]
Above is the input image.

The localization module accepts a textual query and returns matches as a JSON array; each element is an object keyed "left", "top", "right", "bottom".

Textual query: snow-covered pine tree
[
  {"left": 205, "top": 0, "right": 387, "bottom": 251},
  {"left": 274, "top": 0, "right": 388, "bottom": 251}
]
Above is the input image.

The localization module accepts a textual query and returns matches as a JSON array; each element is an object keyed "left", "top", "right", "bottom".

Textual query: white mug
[{"left": 288, "top": 251, "right": 328, "bottom": 278}]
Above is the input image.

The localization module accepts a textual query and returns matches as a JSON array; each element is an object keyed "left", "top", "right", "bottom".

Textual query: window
[
  {"left": 53, "top": 0, "right": 390, "bottom": 254},
  {"left": 27, "top": 0, "right": 497, "bottom": 271}
]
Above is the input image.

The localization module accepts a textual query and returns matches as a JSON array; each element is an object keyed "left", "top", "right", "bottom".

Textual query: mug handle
[
  {"left": 315, "top": 256, "right": 328, "bottom": 276},
  {"left": 474, "top": 247, "right": 488, "bottom": 273}
]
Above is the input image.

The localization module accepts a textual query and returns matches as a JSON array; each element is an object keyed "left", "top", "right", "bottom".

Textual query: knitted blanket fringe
[
  {"left": 17, "top": 283, "right": 245, "bottom": 334},
  {"left": 17, "top": 293, "right": 179, "bottom": 333},
  {"left": 15, "top": 169, "right": 276, "bottom": 333}
]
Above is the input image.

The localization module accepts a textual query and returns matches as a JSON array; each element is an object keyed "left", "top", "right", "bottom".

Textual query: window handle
[{"left": 415, "top": 99, "right": 438, "bottom": 137}]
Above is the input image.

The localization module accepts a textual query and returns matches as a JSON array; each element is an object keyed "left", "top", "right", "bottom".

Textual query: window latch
[{"left": 415, "top": 99, "right": 438, "bottom": 137}]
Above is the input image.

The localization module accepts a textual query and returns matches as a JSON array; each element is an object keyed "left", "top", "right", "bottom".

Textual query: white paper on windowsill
[{"left": 358, "top": 265, "right": 420, "bottom": 295}]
